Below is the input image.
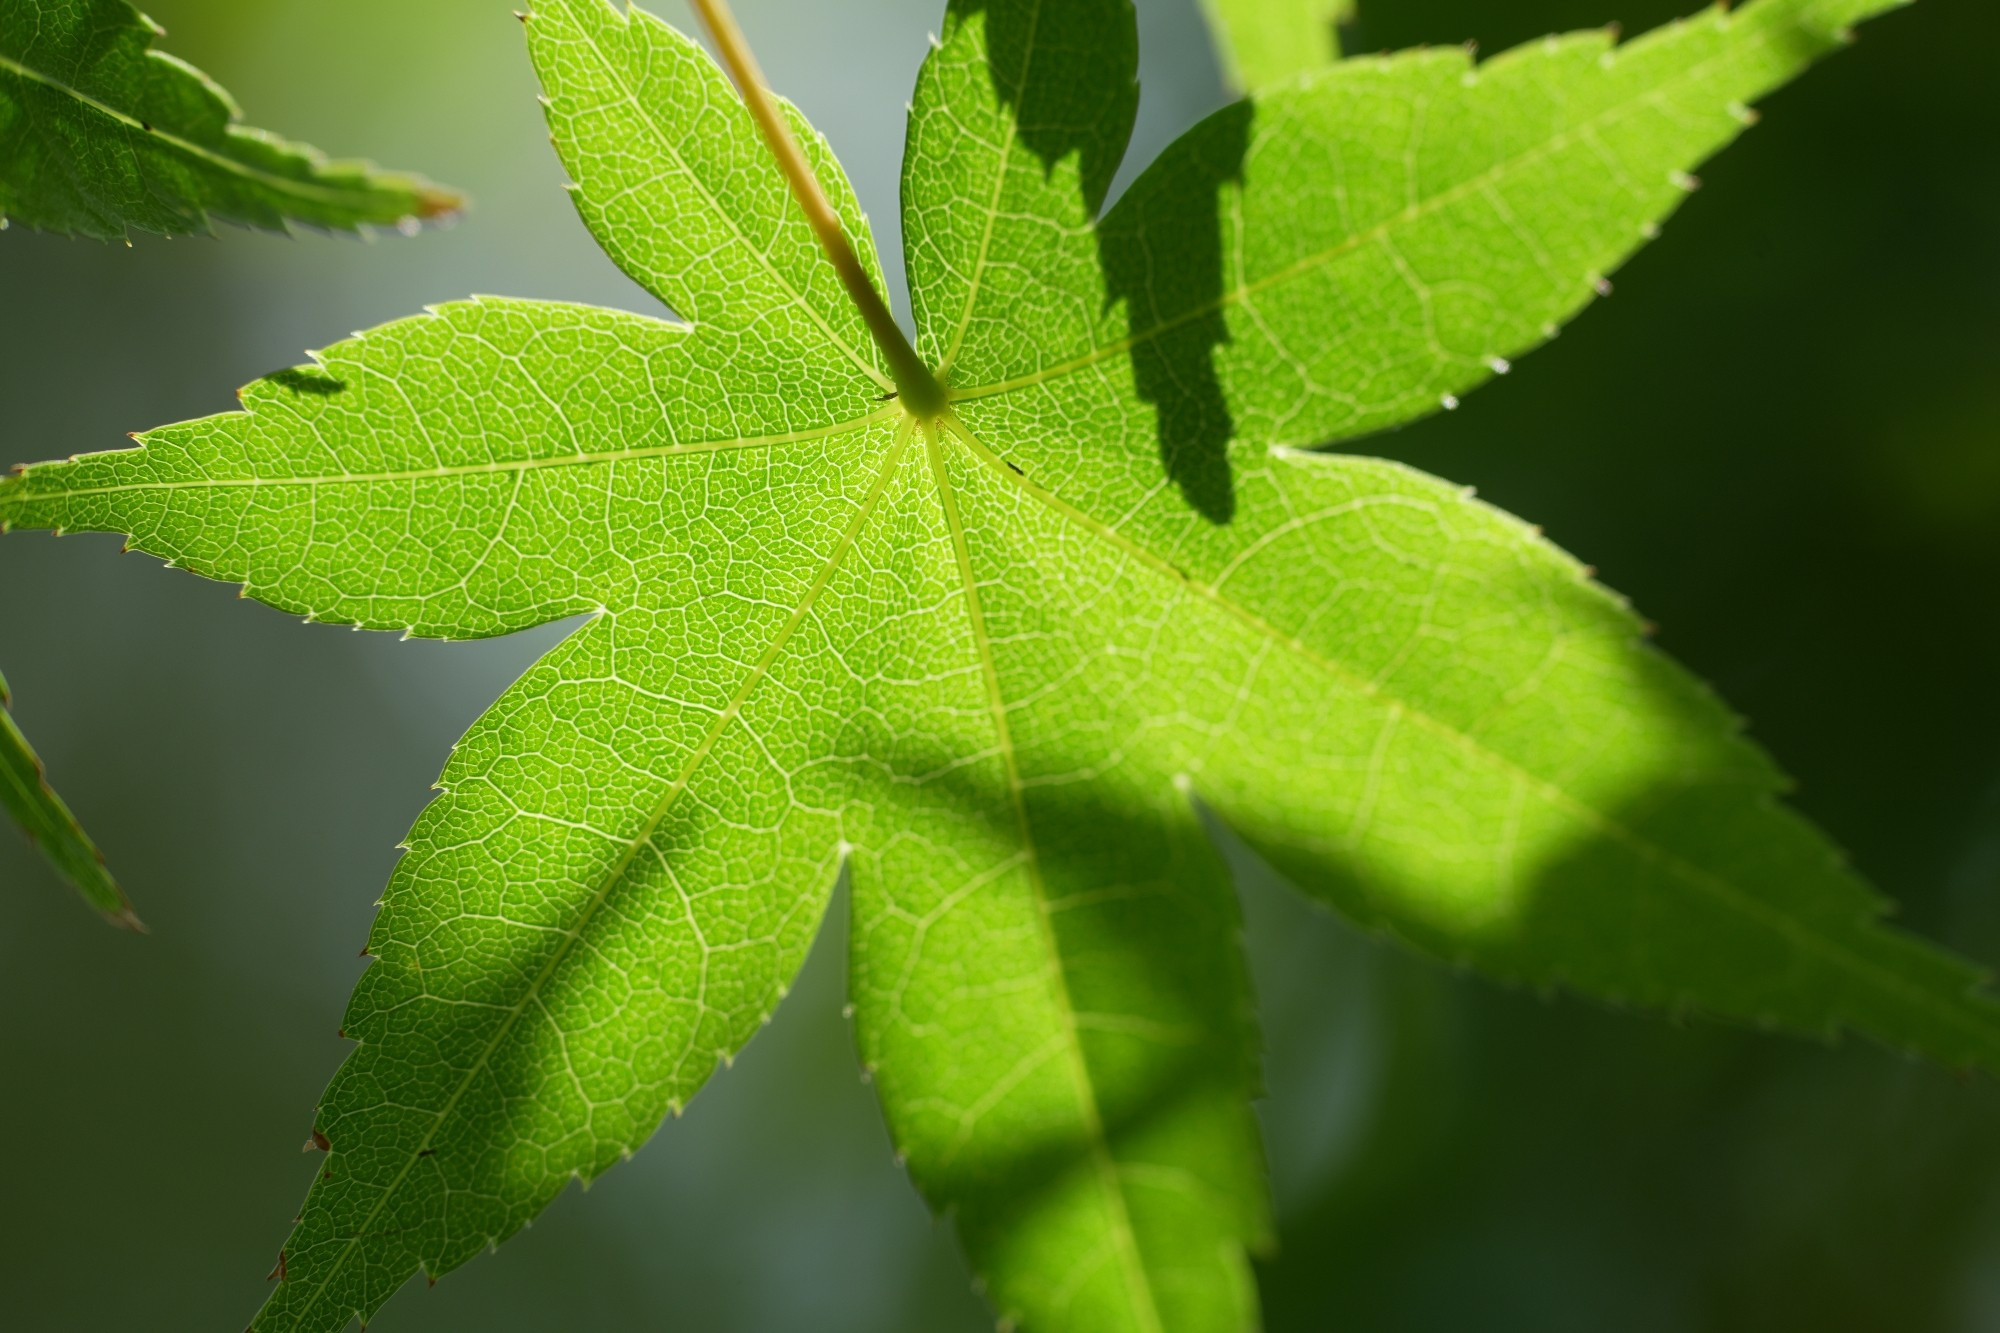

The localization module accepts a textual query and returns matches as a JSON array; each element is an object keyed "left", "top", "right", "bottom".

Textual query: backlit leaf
[{"left": 1, "top": 0, "right": 1980, "bottom": 1328}]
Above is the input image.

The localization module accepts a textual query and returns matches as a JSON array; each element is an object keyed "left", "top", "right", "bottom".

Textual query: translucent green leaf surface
[
  {"left": 0, "top": 667, "right": 137, "bottom": 927},
  {"left": 0, "top": 0, "right": 460, "bottom": 239},
  {"left": 1200, "top": 0, "right": 1350, "bottom": 89},
  {"left": 1, "top": 0, "right": 1986, "bottom": 1329}
]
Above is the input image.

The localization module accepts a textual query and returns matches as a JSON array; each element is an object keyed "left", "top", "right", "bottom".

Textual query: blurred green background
[{"left": 3, "top": 0, "right": 1997, "bottom": 1328}]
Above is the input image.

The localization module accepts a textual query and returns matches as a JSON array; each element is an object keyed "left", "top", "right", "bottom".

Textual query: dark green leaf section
[
  {"left": 0, "top": 667, "right": 138, "bottom": 927},
  {"left": 952, "top": 0, "right": 2000, "bottom": 1075},
  {"left": 970, "top": 0, "right": 1921, "bottom": 466},
  {"left": 0, "top": 0, "right": 461, "bottom": 240}
]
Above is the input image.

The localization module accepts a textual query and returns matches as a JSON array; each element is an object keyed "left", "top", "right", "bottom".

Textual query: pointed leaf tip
[{"left": 1, "top": 671, "right": 137, "bottom": 926}]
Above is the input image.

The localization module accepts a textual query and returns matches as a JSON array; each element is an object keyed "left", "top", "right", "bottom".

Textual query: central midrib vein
[
  {"left": 0, "top": 409, "right": 894, "bottom": 505},
  {"left": 924, "top": 422, "right": 1169, "bottom": 1333}
]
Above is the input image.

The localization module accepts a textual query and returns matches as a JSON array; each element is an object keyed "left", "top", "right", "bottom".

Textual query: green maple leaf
[
  {"left": 1201, "top": 0, "right": 1352, "bottom": 88},
  {"left": 0, "top": 0, "right": 1988, "bottom": 1327},
  {"left": 0, "top": 668, "right": 139, "bottom": 928},
  {"left": 0, "top": 0, "right": 461, "bottom": 239}
]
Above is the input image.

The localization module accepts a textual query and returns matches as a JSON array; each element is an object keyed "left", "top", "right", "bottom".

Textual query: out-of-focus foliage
[
  {"left": 1, "top": 0, "right": 457, "bottom": 922},
  {"left": 1200, "top": 0, "right": 1350, "bottom": 87},
  {"left": 0, "top": 667, "right": 137, "bottom": 925},
  {"left": 0, "top": 0, "right": 460, "bottom": 238}
]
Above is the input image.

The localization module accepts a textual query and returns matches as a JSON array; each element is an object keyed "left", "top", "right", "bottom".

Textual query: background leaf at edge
[
  {"left": 1199, "top": 0, "right": 1353, "bottom": 90},
  {"left": 0, "top": 0, "right": 462, "bottom": 240},
  {"left": 0, "top": 667, "right": 139, "bottom": 928}
]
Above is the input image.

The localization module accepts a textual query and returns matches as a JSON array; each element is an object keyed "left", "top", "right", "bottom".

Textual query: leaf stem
[{"left": 689, "top": 0, "right": 947, "bottom": 418}]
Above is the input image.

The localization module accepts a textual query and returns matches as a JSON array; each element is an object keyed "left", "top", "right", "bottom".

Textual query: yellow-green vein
[
  {"left": 923, "top": 419, "right": 1169, "bottom": 1333},
  {"left": 557, "top": 5, "right": 894, "bottom": 393},
  {"left": 933, "top": 0, "right": 1040, "bottom": 378},
  {"left": 0, "top": 409, "right": 894, "bottom": 509}
]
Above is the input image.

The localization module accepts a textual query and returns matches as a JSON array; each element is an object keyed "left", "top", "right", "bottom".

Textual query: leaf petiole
[{"left": 688, "top": 0, "right": 948, "bottom": 418}]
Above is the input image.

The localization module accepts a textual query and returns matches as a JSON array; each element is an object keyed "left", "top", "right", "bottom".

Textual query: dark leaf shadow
[
  {"left": 1095, "top": 101, "right": 1252, "bottom": 525},
  {"left": 950, "top": 0, "right": 1249, "bottom": 524},
  {"left": 958, "top": 0, "right": 1136, "bottom": 217},
  {"left": 860, "top": 767, "right": 1266, "bottom": 1304},
  {"left": 264, "top": 367, "right": 348, "bottom": 397}
]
